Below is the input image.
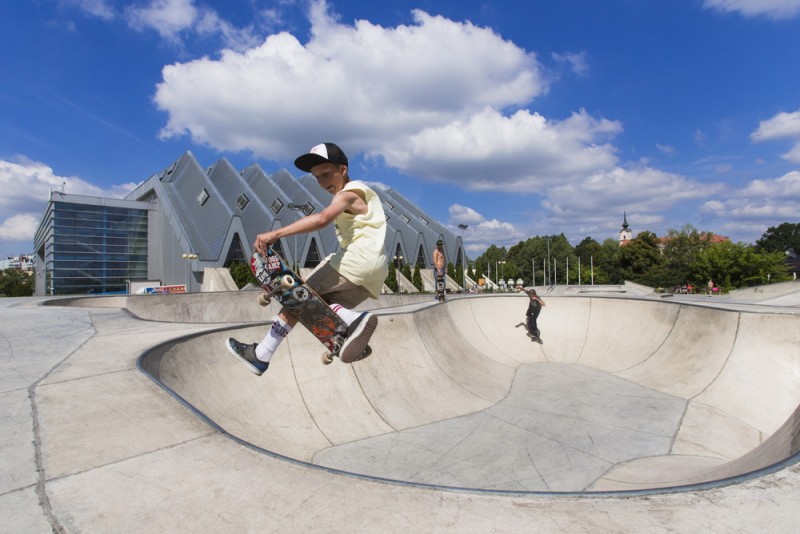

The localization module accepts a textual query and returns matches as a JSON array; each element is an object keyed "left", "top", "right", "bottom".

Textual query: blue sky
[{"left": 2, "top": 0, "right": 800, "bottom": 259}]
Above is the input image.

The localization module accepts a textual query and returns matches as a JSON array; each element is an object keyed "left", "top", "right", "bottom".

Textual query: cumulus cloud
[
  {"left": 0, "top": 157, "right": 136, "bottom": 243},
  {"left": 699, "top": 170, "right": 800, "bottom": 242},
  {"left": 445, "top": 204, "right": 525, "bottom": 253},
  {"left": 704, "top": 0, "right": 800, "bottom": 19},
  {"left": 154, "top": 1, "right": 547, "bottom": 162},
  {"left": 123, "top": 0, "right": 258, "bottom": 50},
  {"left": 379, "top": 108, "right": 621, "bottom": 191},
  {"left": 448, "top": 204, "right": 485, "bottom": 226},
  {"left": 750, "top": 109, "right": 800, "bottom": 162},
  {"left": 0, "top": 214, "right": 39, "bottom": 242}
]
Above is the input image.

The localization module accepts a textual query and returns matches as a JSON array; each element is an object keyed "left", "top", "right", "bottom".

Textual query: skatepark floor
[{"left": 2, "top": 285, "right": 800, "bottom": 532}]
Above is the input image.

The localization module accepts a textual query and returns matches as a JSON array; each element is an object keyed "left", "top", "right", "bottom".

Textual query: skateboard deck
[
  {"left": 526, "top": 319, "right": 543, "bottom": 344},
  {"left": 435, "top": 271, "right": 446, "bottom": 301},
  {"left": 251, "top": 249, "right": 349, "bottom": 364}
]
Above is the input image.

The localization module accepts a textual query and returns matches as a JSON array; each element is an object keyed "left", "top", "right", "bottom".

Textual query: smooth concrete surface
[{"left": 2, "top": 289, "right": 800, "bottom": 532}]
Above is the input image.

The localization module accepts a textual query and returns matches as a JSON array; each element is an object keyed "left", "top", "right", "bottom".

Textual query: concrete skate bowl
[{"left": 140, "top": 295, "right": 800, "bottom": 494}]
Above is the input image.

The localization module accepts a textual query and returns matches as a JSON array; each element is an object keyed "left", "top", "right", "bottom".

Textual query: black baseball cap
[{"left": 294, "top": 142, "right": 349, "bottom": 172}]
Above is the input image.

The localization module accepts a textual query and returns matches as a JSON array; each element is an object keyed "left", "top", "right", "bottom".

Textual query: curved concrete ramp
[{"left": 141, "top": 295, "right": 800, "bottom": 493}]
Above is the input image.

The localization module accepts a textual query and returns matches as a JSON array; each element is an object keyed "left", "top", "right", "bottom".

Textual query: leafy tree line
[
  {"left": 220, "top": 222, "right": 799, "bottom": 293},
  {"left": 470, "top": 222, "right": 798, "bottom": 292},
  {"left": 0, "top": 269, "right": 34, "bottom": 296}
]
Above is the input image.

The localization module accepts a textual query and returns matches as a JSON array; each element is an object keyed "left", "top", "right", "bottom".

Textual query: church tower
[{"left": 618, "top": 211, "right": 633, "bottom": 244}]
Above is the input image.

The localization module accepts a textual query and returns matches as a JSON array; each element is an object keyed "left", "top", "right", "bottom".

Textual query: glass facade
[{"left": 42, "top": 202, "right": 148, "bottom": 295}]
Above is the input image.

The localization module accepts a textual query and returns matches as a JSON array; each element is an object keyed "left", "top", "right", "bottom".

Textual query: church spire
[{"left": 619, "top": 211, "right": 633, "bottom": 244}]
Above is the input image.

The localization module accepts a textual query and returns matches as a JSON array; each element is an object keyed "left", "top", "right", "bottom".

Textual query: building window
[
  {"left": 43, "top": 202, "right": 148, "bottom": 295},
  {"left": 197, "top": 188, "right": 209, "bottom": 206},
  {"left": 271, "top": 198, "right": 284, "bottom": 214},
  {"left": 236, "top": 193, "right": 249, "bottom": 210}
]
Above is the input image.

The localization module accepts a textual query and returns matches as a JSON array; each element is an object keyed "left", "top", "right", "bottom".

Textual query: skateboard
[
  {"left": 526, "top": 318, "right": 543, "bottom": 344},
  {"left": 435, "top": 271, "right": 446, "bottom": 301},
  {"left": 251, "top": 249, "right": 350, "bottom": 365}
]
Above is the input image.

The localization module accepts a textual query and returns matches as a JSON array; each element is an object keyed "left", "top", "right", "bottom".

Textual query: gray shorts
[{"left": 305, "top": 259, "right": 372, "bottom": 309}]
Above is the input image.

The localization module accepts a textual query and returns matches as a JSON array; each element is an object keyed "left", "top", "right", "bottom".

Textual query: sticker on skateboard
[
  {"left": 435, "top": 271, "right": 446, "bottom": 301},
  {"left": 251, "top": 249, "right": 357, "bottom": 364}
]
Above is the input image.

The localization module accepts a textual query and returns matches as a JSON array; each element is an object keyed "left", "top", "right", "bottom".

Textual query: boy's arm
[{"left": 253, "top": 190, "right": 361, "bottom": 254}]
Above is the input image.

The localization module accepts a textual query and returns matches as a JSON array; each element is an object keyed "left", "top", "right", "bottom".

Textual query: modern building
[{"left": 33, "top": 151, "right": 463, "bottom": 295}]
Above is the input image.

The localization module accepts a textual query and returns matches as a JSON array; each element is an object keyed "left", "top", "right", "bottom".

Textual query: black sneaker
[
  {"left": 340, "top": 312, "right": 377, "bottom": 363},
  {"left": 225, "top": 337, "right": 269, "bottom": 375}
]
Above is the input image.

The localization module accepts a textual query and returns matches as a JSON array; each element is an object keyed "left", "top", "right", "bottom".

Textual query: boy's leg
[
  {"left": 305, "top": 260, "right": 377, "bottom": 361},
  {"left": 226, "top": 310, "right": 296, "bottom": 375}
]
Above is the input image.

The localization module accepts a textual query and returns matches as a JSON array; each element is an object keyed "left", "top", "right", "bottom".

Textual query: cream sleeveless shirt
[{"left": 327, "top": 181, "right": 388, "bottom": 298}]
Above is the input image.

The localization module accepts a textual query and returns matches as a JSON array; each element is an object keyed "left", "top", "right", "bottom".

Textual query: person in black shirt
[{"left": 521, "top": 288, "right": 546, "bottom": 342}]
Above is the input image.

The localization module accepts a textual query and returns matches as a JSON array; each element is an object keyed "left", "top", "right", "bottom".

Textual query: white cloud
[
  {"left": 552, "top": 51, "right": 589, "bottom": 77},
  {"left": 544, "top": 165, "right": 723, "bottom": 217},
  {"left": 445, "top": 204, "right": 525, "bottom": 253},
  {"left": 704, "top": 0, "right": 800, "bottom": 19},
  {"left": 751, "top": 109, "right": 800, "bottom": 141},
  {"left": 734, "top": 170, "right": 800, "bottom": 198},
  {"left": 0, "top": 157, "right": 136, "bottom": 243},
  {"left": 448, "top": 204, "right": 485, "bottom": 226},
  {"left": 379, "top": 108, "right": 621, "bottom": 191},
  {"left": 750, "top": 109, "right": 800, "bottom": 162},
  {"left": 656, "top": 143, "right": 674, "bottom": 155},
  {"left": 127, "top": 0, "right": 199, "bottom": 36},
  {"left": 0, "top": 214, "right": 39, "bottom": 242},
  {"left": 126, "top": 0, "right": 258, "bottom": 50},
  {"left": 699, "top": 170, "right": 800, "bottom": 242},
  {"left": 154, "top": 1, "right": 547, "bottom": 161},
  {"left": 61, "top": 0, "right": 116, "bottom": 20}
]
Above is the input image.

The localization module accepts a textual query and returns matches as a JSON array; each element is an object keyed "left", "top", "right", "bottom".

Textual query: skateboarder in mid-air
[
  {"left": 226, "top": 143, "right": 387, "bottom": 375},
  {"left": 520, "top": 288, "right": 546, "bottom": 342}
]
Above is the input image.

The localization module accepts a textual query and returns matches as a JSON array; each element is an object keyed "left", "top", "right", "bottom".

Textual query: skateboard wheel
[
  {"left": 321, "top": 351, "right": 334, "bottom": 365},
  {"left": 280, "top": 274, "right": 295, "bottom": 290},
  {"left": 257, "top": 293, "right": 271, "bottom": 306},
  {"left": 292, "top": 286, "right": 310, "bottom": 301}
]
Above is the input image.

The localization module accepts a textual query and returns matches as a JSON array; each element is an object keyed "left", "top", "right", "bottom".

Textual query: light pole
[
  {"left": 458, "top": 224, "right": 468, "bottom": 292},
  {"left": 181, "top": 252, "right": 198, "bottom": 292},
  {"left": 287, "top": 202, "right": 312, "bottom": 271},
  {"left": 498, "top": 260, "right": 506, "bottom": 291},
  {"left": 546, "top": 238, "right": 551, "bottom": 286}
]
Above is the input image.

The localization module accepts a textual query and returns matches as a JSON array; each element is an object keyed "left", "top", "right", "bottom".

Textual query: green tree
[
  {"left": 617, "top": 231, "right": 665, "bottom": 286},
  {"left": 472, "top": 244, "right": 507, "bottom": 284},
  {"left": 401, "top": 262, "right": 412, "bottom": 281},
  {"left": 692, "top": 241, "right": 791, "bottom": 290},
  {"left": 593, "top": 238, "right": 622, "bottom": 284},
  {"left": 756, "top": 222, "right": 800, "bottom": 254},
  {"left": 661, "top": 225, "right": 715, "bottom": 288},
  {"left": 572, "top": 237, "right": 603, "bottom": 285},
  {"left": 385, "top": 262, "right": 399, "bottom": 293},
  {"left": 0, "top": 269, "right": 34, "bottom": 297},
  {"left": 412, "top": 264, "right": 424, "bottom": 291},
  {"left": 228, "top": 261, "right": 257, "bottom": 289}
]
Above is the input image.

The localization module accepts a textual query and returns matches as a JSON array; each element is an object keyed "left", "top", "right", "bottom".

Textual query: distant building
[
  {"left": 657, "top": 232, "right": 730, "bottom": 251},
  {"left": 0, "top": 255, "right": 34, "bottom": 271},
  {"left": 33, "top": 152, "right": 464, "bottom": 295},
  {"left": 618, "top": 211, "right": 633, "bottom": 245}
]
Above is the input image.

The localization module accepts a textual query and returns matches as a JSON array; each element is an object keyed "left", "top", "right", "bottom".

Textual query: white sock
[
  {"left": 329, "top": 303, "right": 361, "bottom": 325},
  {"left": 255, "top": 317, "right": 292, "bottom": 362}
]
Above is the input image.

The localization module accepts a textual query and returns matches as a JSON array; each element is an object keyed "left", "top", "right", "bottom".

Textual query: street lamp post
[{"left": 181, "top": 252, "right": 198, "bottom": 292}]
